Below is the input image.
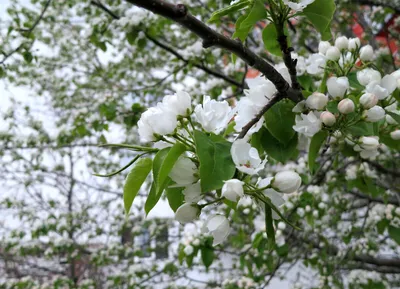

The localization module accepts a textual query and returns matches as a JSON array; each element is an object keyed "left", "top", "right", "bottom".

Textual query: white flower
[
  {"left": 306, "top": 92, "right": 329, "bottom": 110},
  {"left": 392, "top": 69, "right": 400, "bottom": 89},
  {"left": 169, "top": 156, "right": 198, "bottom": 186},
  {"left": 366, "top": 75, "right": 397, "bottom": 100},
  {"left": 202, "top": 215, "right": 230, "bottom": 246},
  {"left": 360, "top": 45, "right": 374, "bottom": 61},
  {"left": 359, "top": 136, "right": 380, "bottom": 150},
  {"left": 234, "top": 97, "right": 264, "bottom": 135},
  {"left": 320, "top": 111, "right": 336, "bottom": 126},
  {"left": 272, "top": 171, "right": 302, "bottom": 194},
  {"left": 138, "top": 105, "right": 177, "bottom": 142},
  {"left": 318, "top": 41, "right": 331, "bottom": 55},
  {"left": 184, "top": 245, "right": 194, "bottom": 255},
  {"left": 297, "top": 207, "right": 305, "bottom": 217},
  {"left": 327, "top": 77, "right": 349, "bottom": 99},
  {"left": 194, "top": 95, "right": 231, "bottom": 134},
  {"left": 283, "top": 0, "right": 315, "bottom": 11},
  {"left": 292, "top": 100, "right": 306, "bottom": 113},
  {"left": 293, "top": 111, "right": 322, "bottom": 137},
  {"left": 231, "top": 139, "right": 266, "bottom": 175},
  {"left": 363, "top": 106, "right": 385, "bottom": 122},
  {"left": 245, "top": 76, "right": 277, "bottom": 107},
  {"left": 359, "top": 93, "right": 378, "bottom": 109},
  {"left": 275, "top": 63, "right": 292, "bottom": 86},
  {"left": 348, "top": 38, "right": 361, "bottom": 51},
  {"left": 258, "top": 177, "right": 285, "bottom": 219},
  {"left": 192, "top": 239, "right": 201, "bottom": 246},
  {"left": 357, "top": 68, "right": 381, "bottom": 86},
  {"left": 222, "top": 179, "right": 244, "bottom": 202},
  {"left": 338, "top": 99, "right": 355, "bottom": 114},
  {"left": 162, "top": 91, "right": 191, "bottom": 116},
  {"left": 183, "top": 181, "right": 202, "bottom": 203},
  {"left": 175, "top": 203, "right": 200, "bottom": 224},
  {"left": 306, "top": 54, "right": 326, "bottom": 75},
  {"left": 391, "top": 130, "right": 400, "bottom": 140},
  {"left": 335, "top": 36, "right": 349, "bottom": 51},
  {"left": 325, "top": 47, "right": 341, "bottom": 61}
]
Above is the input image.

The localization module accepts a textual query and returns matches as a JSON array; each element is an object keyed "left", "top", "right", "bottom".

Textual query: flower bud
[
  {"left": 390, "top": 130, "right": 400, "bottom": 140},
  {"left": 335, "top": 36, "right": 349, "bottom": 51},
  {"left": 222, "top": 179, "right": 244, "bottom": 202},
  {"left": 359, "top": 136, "right": 380, "bottom": 150},
  {"left": 192, "top": 239, "right": 201, "bottom": 246},
  {"left": 338, "top": 99, "right": 355, "bottom": 114},
  {"left": 327, "top": 76, "right": 349, "bottom": 99},
  {"left": 202, "top": 215, "right": 230, "bottom": 245},
  {"left": 318, "top": 41, "right": 331, "bottom": 55},
  {"left": 306, "top": 92, "right": 329, "bottom": 110},
  {"left": 363, "top": 105, "right": 385, "bottom": 122},
  {"left": 184, "top": 245, "right": 194, "bottom": 255},
  {"left": 360, "top": 45, "right": 374, "bottom": 62},
  {"left": 272, "top": 171, "right": 302, "bottom": 194},
  {"left": 348, "top": 37, "right": 361, "bottom": 51},
  {"left": 175, "top": 203, "right": 200, "bottom": 224},
  {"left": 359, "top": 93, "right": 378, "bottom": 109},
  {"left": 325, "top": 47, "right": 341, "bottom": 61},
  {"left": 320, "top": 111, "right": 336, "bottom": 126}
]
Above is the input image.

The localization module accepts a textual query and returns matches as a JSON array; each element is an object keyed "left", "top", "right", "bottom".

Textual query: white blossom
[
  {"left": 327, "top": 76, "right": 349, "bottom": 99},
  {"left": 175, "top": 203, "right": 200, "bottom": 224},
  {"left": 320, "top": 111, "right": 336, "bottom": 126},
  {"left": 222, "top": 179, "right": 244, "bottom": 202},
  {"left": 293, "top": 111, "right": 322, "bottom": 137},
  {"left": 194, "top": 95, "right": 231, "bottom": 134},
  {"left": 306, "top": 92, "right": 329, "bottom": 110},
  {"left": 169, "top": 156, "right": 198, "bottom": 186},
  {"left": 202, "top": 215, "right": 230, "bottom": 245},
  {"left": 272, "top": 171, "right": 302, "bottom": 194},
  {"left": 231, "top": 139, "right": 266, "bottom": 175},
  {"left": 338, "top": 99, "right": 355, "bottom": 114},
  {"left": 363, "top": 106, "right": 385, "bottom": 122}
]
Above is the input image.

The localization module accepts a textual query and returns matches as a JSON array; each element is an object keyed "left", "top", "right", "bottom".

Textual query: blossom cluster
[
  {"left": 137, "top": 89, "right": 302, "bottom": 246},
  {"left": 291, "top": 36, "right": 400, "bottom": 160}
]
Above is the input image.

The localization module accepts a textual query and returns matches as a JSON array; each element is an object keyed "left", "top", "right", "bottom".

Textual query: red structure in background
[{"left": 352, "top": 14, "right": 399, "bottom": 55}]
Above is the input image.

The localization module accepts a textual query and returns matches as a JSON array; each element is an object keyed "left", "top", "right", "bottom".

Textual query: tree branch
[
  {"left": 237, "top": 93, "right": 282, "bottom": 139},
  {"left": 124, "top": 0, "right": 302, "bottom": 103},
  {"left": 91, "top": 0, "right": 244, "bottom": 88}
]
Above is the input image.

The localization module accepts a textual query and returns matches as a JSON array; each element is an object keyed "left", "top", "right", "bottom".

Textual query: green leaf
[
  {"left": 387, "top": 111, "right": 400, "bottom": 124},
  {"left": 144, "top": 182, "right": 157, "bottom": 215},
  {"left": 166, "top": 186, "right": 184, "bottom": 212},
  {"left": 346, "top": 121, "right": 374, "bottom": 137},
  {"left": 380, "top": 134, "right": 400, "bottom": 150},
  {"left": 264, "top": 100, "right": 296, "bottom": 145},
  {"left": 123, "top": 158, "right": 152, "bottom": 214},
  {"left": 347, "top": 71, "right": 364, "bottom": 90},
  {"left": 388, "top": 226, "right": 400, "bottom": 245},
  {"left": 308, "top": 130, "right": 328, "bottom": 174},
  {"left": 153, "top": 143, "right": 186, "bottom": 195},
  {"left": 194, "top": 131, "right": 236, "bottom": 192},
  {"left": 23, "top": 51, "right": 33, "bottom": 63},
  {"left": 264, "top": 204, "right": 275, "bottom": 251},
  {"left": 262, "top": 24, "right": 291, "bottom": 57},
  {"left": 257, "top": 127, "right": 298, "bottom": 163},
  {"left": 297, "top": 75, "right": 314, "bottom": 91},
  {"left": 233, "top": 0, "right": 267, "bottom": 41},
  {"left": 262, "top": 24, "right": 280, "bottom": 56},
  {"left": 208, "top": 0, "right": 251, "bottom": 23},
  {"left": 201, "top": 246, "right": 215, "bottom": 268},
  {"left": 327, "top": 100, "right": 339, "bottom": 114},
  {"left": 302, "top": 0, "right": 336, "bottom": 41}
]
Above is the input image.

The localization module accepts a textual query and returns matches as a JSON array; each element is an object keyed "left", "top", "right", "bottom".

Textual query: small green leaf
[
  {"left": 264, "top": 100, "right": 296, "bottom": 145},
  {"left": 389, "top": 226, "right": 400, "bottom": 245},
  {"left": 201, "top": 246, "right": 215, "bottom": 268},
  {"left": 194, "top": 131, "right": 236, "bottom": 192},
  {"left": 262, "top": 24, "right": 291, "bottom": 57},
  {"left": 302, "top": 0, "right": 336, "bottom": 41},
  {"left": 257, "top": 127, "right": 298, "bottom": 163},
  {"left": 264, "top": 204, "right": 275, "bottom": 251},
  {"left": 123, "top": 158, "right": 152, "bottom": 214},
  {"left": 233, "top": 0, "right": 267, "bottom": 41},
  {"left": 308, "top": 130, "right": 328, "bottom": 174},
  {"left": 208, "top": 0, "right": 251, "bottom": 23},
  {"left": 346, "top": 121, "right": 374, "bottom": 137},
  {"left": 153, "top": 143, "right": 186, "bottom": 195},
  {"left": 166, "top": 186, "right": 184, "bottom": 212},
  {"left": 387, "top": 111, "right": 400, "bottom": 124},
  {"left": 23, "top": 51, "right": 33, "bottom": 63}
]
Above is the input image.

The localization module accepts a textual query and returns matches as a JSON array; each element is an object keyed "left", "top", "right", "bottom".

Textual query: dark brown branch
[
  {"left": 124, "top": 0, "right": 302, "bottom": 103},
  {"left": 91, "top": 0, "right": 244, "bottom": 88},
  {"left": 237, "top": 93, "right": 282, "bottom": 139}
]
